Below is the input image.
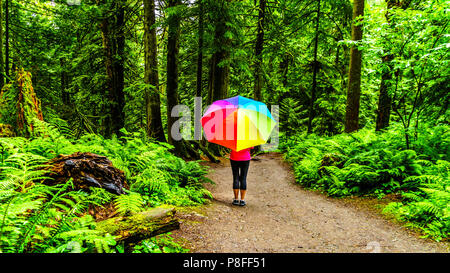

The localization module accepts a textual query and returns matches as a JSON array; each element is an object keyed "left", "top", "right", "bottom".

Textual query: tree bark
[
  {"left": 95, "top": 207, "right": 180, "bottom": 245},
  {"left": 204, "top": 0, "right": 233, "bottom": 157},
  {"left": 5, "top": 0, "right": 9, "bottom": 80},
  {"left": 0, "top": 0, "right": 4, "bottom": 90},
  {"left": 166, "top": 0, "right": 188, "bottom": 157},
  {"left": 144, "top": 0, "right": 166, "bottom": 142},
  {"left": 279, "top": 53, "right": 290, "bottom": 88},
  {"left": 99, "top": 0, "right": 125, "bottom": 137},
  {"left": 375, "top": 54, "right": 394, "bottom": 131},
  {"left": 60, "top": 57, "right": 70, "bottom": 105},
  {"left": 113, "top": 3, "right": 125, "bottom": 136},
  {"left": 196, "top": 0, "right": 204, "bottom": 98},
  {"left": 211, "top": 50, "right": 229, "bottom": 102},
  {"left": 253, "top": 0, "right": 266, "bottom": 102},
  {"left": 208, "top": 0, "right": 231, "bottom": 103},
  {"left": 344, "top": 0, "right": 364, "bottom": 133},
  {"left": 307, "top": 0, "right": 321, "bottom": 134}
]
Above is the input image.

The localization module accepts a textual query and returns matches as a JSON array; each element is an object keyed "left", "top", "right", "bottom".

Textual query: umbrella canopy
[{"left": 201, "top": 95, "right": 276, "bottom": 151}]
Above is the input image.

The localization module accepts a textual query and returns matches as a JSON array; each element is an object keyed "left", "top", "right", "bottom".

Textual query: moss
[
  {"left": 0, "top": 123, "right": 15, "bottom": 137},
  {"left": 95, "top": 207, "right": 177, "bottom": 240},
  {"left": 0, "top": 68, "right": 44, "bottom": 137}
]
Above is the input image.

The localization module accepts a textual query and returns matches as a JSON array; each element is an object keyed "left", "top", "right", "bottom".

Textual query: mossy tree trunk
[{"left": 0, "top": 69, "right": 43, "bottom": 137}]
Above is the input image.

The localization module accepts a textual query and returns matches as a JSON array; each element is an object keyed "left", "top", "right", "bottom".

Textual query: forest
[{"left": 0, "top": 0, "right": 448, "bottom": 254}]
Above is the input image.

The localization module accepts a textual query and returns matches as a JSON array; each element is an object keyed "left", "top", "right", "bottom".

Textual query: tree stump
[{"left": 42, "top": 152, "right": 127, "bottom": 195}]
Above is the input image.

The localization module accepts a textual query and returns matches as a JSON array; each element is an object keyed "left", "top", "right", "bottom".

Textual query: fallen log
[
  {"left": 95, "top": 207, "right": 180, "bottom": 244},
  {"left": 41, "top": 152, "right": 127, "bottom": 195}
]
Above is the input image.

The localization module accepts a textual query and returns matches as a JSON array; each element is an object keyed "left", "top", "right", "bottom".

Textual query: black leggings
[{"left": 230, "top": 159, "right": 250, "bottom": 190}]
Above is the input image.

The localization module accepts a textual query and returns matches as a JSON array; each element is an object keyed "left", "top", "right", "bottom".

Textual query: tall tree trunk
[
  {"left": 253, "top": 0, "right": 266, "bottom": 102},
  {"left": 166, "top": 0, "right": 188, "bottom": 157},
  {"left": 144, "top": 0, "right": 166, "bottom": 142},
  {"left": 114, "top": 3, "right": 125, "bottom": 135},
  {"left": 196, "top": 0, "right": 204, "bottom": 98},
  {"left": 99, "top": 1, "right": 125, "bottom": 137},
  {"left": 195, "top": 0, "right": 206, "bottom": 145},
  {"left": 375, "top": 0, "right": 411, "bottom": 131},
  {"left": 207, "top": 55, "right": 215, "bottom": 105},
  {"left": 60, "top": 57, "right": 69, "bottom": 105},
  {"left": 0, "top": 0, "right": 3, "bottom": 90},
  {"left": 5, "top": 0, "right": 9, "bottom": 80},
  {"left": 209, "top": 0, "right": 231, "bottom": 103},
  {"left": 375, "top": 54, "right": 394, "bottom": 131},
  {"left": 307, "top": 0, "right": 321, "bottom": 134},
  {"left": 280, "top": 53, "right": 290, "bottom": 88},
  {"left": 344, "top": 0, "right": 364, "bottom": 133},
  {"left": 211, "top": 50, "right": 229, "bottom": 102}
]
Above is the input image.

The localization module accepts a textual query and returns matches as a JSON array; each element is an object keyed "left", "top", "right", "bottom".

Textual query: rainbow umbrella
[{"left": 201, "top": 95, "right": 276, "bottom": 151}]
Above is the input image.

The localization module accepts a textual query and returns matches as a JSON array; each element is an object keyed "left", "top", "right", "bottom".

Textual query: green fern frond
[
  {"left": 413, "top": 201, "right": 442, "bottom": 217},
  {"left": 114, "top": 191, "right": 144, "bottom": 216}
]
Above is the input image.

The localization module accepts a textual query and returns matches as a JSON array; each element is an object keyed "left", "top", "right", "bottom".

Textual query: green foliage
[
  {"left": 363, "top": 0, "right": 449, "bottom": 139},
  {"left": 0, "top": 121, "right": 212, "bottom": 253},
  {"left": 0, "top": 176, "right": 114, "bottom": 253},
  {"left": 132, "top": 233, "right": 189, "bottom": 253},
  {"left": 3, "top": 0, "right": 447, "bottom": 251},
  {"left": 281, "top": 123, "right": 450, "bottom": 240},
  {"left": 279, "top": 97, "right": 305, "bottom": 138},
  {"left": 46, "top": 214, "right": 117, "bottom": 253},
  {"left": 382, "top": 162, "right": 450, "bottom": 241}
]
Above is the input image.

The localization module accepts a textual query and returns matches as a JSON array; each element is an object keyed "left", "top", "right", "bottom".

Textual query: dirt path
[{"left": 172, "top": 153, "right": 449, "bottom": 253}]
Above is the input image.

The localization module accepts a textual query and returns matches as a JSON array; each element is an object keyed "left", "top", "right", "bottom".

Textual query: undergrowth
[
  {"left": 280, "top": 123, "right": 449, "bottom": 241},
  {"left": 0, "top": 120, "right": 212, "bottom": 253}
]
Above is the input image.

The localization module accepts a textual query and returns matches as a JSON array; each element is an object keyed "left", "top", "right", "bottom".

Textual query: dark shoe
[
  {"left": 239, "top": 200, "right": 246, "bottom": 206},
  {"left": 232, "top": 199, "right": 240, "bottom": 206}
]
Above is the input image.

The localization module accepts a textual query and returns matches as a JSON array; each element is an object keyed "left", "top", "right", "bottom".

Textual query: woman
[{"left": 229, "top": 147, "right": 253, "bottom": 206}]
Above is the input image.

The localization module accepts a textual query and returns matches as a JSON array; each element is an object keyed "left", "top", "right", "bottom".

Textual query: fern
[
  {"left": 17, "top": 181, "right": 74, "bottom": 252},
  {"left": 48, "top": 215, "right": 116, "bottom": 253},
  {"left": 0, "top": 153, "right": 51, "bottom": 193},
  {"left": 413, "top": 201, "right": 442, "bottom": 217},
  {"left": 0, "top": 124, "right": 213, "bottom": 252},
  {"left": 420, "top": 187, "right": 450, "bottom": 201},
  {"left": 283, "top": 124, "right": 450, "bottom": 240},
  {"left": 114, "top": 191, "right": 144, "bottom": 216}
]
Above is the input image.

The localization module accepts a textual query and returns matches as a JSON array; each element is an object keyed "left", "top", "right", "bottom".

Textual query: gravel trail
[{"left": 173, "top": 153, "right": 448, "bottom": 253}]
